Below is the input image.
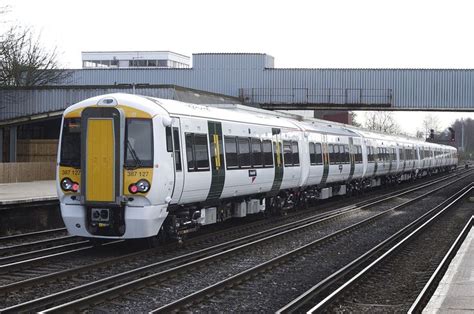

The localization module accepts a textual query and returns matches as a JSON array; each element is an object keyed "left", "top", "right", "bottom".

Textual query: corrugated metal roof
[
  {"left": 56, "top": 66, "right": 474, "bottom": 111},
  {"left": 0, "top": 86, "right": 240, "bottom": 122},
  {"left": 2, "top": 54, "right": 474, "bottom": 122}
]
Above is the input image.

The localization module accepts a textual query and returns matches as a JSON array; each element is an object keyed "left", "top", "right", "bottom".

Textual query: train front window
[
  {"left": 125, "top": 119, "right": 153, "bottom": 168},
  {"left": 60, "top": 118, "right": 81, "bottom": 168}
]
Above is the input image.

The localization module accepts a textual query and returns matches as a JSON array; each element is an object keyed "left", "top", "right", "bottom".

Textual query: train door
[
  {"left": 81, "top": 107, "right": 123, "bottom": 206},
  {"left": 348, "top": 137, "right": 355, "bottom": 182},
  {"left": 373, "top": 145, "right": 378, "bottom": 177},
  {"left": 170, "top": 118, "right": 184, "bottom": 204},
  {"left": 402, "top": 146, "right": 407, "bottom": 172},
  {"left": 269, "top": 128, "right": 283, "bottom": 196},
  {"left": 321, "top": 134, "right": 329, "bottom": 186},
  {"left": 206, "top": 121, "right": 225, "bottom": 201}
]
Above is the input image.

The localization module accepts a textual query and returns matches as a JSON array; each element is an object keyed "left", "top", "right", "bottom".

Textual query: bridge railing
[{"left": 239, "top": 88, "right": 392, "bottom": 107}]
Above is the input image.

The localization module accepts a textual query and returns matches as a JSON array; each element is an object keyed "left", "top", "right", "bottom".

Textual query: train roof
[
  {"left": 147, "top": 97, "right": 300, "bottom": 130},
  {"left": 63, "top": 93, "right": 457, "bottom": 152}
]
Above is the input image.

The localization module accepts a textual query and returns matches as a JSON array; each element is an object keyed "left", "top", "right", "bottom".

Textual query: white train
[{"left": 57, "top": 93, "right": 458, "bottom": 240}]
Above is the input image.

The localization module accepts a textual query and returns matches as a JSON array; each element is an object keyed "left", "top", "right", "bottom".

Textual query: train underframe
[{"left": 158, "top": 165, "right": 455, "bottom": 243}]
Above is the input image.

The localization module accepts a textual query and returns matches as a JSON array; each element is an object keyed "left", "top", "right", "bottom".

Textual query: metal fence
[{"left": 239, "top": 88, "right": 392, "bottom": 107}]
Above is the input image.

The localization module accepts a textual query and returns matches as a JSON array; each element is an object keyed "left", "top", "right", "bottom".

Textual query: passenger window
[
  {"left": 292, "top": 141, "right": 300, "bottom": 166},
  {"left": 185, "top": 134, "right": 194, "bottom": 171},
  {"left": 334, "top": 145, "right": 340, "bottom": 163},
  {"left": 251, "top": 138, "right": 263, "bottom": 168},
  {"left": 165, "top": 126, "right": 173, "bottom": 152},
  {"left": 238, "top": 138, "right": 251, "bottom": 168},
  {"left": 225, "top": 136, "right": 238, "bottom": 169},
  {"left": 262, "top": 140, "right": 273, "bottom": 167},
  {"left": 194, "top": 134, "right": 210, "bottom": 170},
  {"left": 328, "top": 144, "right": 334, "bottom": 164},
  {"left": 185, "top": 133, "right": 210, "bottom": 172},
  {"left": 283, "top": 141, "right": 293, "bottom": 167},
  {"left": 309, "top": 143, "right": 316, "bottom": 165},
  {"left": 173, "top": 128, "right": 181, "bottom": 171},
  {"left": 315, "top": 143, "right": 323, "bottom": 165}
]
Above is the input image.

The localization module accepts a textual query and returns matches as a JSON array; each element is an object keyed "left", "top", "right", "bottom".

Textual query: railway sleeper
[{"left": 153, "top": 168, "right": 454, "bottom": 246}]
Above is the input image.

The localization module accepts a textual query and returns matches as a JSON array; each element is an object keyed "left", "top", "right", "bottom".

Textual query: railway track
[
  {"left": 0, "top": 170, "right": 461, "bottom": 290},
  {"left": 3, "top": 170, "right": 469, "bottom": 312},
  {"left": 287, "top": 184, "right": 473, "bottom": 313},
  {"left": 154, "top": 175, "right": 474, "bottom": 313},
  {"left": 409, "top": 215, "right": 474, "bottom": 313},
  {"left": 0, "top": 228, "right": 67, "bottom": 246}
]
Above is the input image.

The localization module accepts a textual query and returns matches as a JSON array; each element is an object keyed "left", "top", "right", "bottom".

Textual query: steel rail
[
  {"left": 1, "top": 171, "right": 467, "bottom": 312},
  {"left": 0, "top": 240, "right": 91, "bottom": 266},
  {"left": 0, "top": 228, "right": 67, "bottom": 243},
  {"left": 49, "top": 173, "right": 469, "bottom": 314},
  {"left": 0, "top": 171, "right": 459, "bottom": 298},
  {"left": 0, "top": 235, "right": 78, "bottom": 255},
  {"left": 150, "top": 179, "right": 472, "bottom": 313},
  {"left": 0, "top": 240, "right": 122, "bottom": 273},
  {"left": 408, "top": 215, "right": 474, "bottom": 313},
  {"left": 2, "top": 201, "right": 366, "bottom": 313},
  {"left": 0, "top": 171, "right": 458, "bottom": 298},
  {"left": 298, "top": 184, "right": 473, "bottom": 313}
]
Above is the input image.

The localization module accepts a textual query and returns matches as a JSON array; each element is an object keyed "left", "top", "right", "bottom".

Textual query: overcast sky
[{"left": 3, "top": 0, "right": 474, "bottom": 135}]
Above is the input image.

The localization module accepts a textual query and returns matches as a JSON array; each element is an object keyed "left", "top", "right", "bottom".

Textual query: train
[{"left": 57, "top": 93, "right": 458, "bottom": 241}]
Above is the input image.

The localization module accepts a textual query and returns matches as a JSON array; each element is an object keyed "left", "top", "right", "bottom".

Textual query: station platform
[
  {"left": 0, "top": 180, "right": 57, "bottom": 205},
  {"left": 424, "top": 225, "right": 474, "bottom": 313}
]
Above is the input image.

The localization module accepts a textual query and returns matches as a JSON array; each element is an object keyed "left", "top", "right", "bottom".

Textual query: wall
[
  {"left": 0, "top": 162, "right": 56, "bottom": 183},
  {"left": 17, "top": 139, "right": 58, "bottom": 162}
]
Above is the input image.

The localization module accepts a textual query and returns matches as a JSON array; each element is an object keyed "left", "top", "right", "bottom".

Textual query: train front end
[{"left": 57, "top": 94, "right": 172, "bottom": 239}]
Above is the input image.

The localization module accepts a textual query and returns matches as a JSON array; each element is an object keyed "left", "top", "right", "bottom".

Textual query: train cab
[{"left": 57, "top": 94, "right": 173, "bottom": 239}]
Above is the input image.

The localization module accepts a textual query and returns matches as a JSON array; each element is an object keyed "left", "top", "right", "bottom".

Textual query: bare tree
[
  {"left": 415, "top": 130, "right": 424, "bottom": 139},
  {"left": 0, "top": 26, "right": 70, "bottom": 86},
  {"left": 363, "top": 111, "right": 400, "bottom": 134},
  {"left": 350, "top": 112, "right": 362, "bottom": 127},
  {"left": 451, "top": 118, "right": 474, "bottom": 154},
  {"left": 421, "top": 114, "right": 441, "bottom": 138}
]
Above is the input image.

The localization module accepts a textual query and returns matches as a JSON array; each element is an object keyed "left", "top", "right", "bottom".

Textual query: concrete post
[
  {"left": 9, "top": 125, "right": 17, "bottom": 162},
  {"left": 0, "top": 128, "right": 3, "bottom": 162}
]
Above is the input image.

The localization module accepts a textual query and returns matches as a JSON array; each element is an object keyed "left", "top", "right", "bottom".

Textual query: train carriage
[{"left": 57, "top": 93, "right": 458, "bottom": 241}]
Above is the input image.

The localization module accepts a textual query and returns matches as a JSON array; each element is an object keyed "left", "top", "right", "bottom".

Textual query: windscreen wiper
[{"left": 126, "top": 140, "right": 142, "bottom": 169}]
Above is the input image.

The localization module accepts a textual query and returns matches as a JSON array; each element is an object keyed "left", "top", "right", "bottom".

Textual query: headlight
[
  {"left": 61, "top": 177, "right": 79, "bottom": 192},
  {"left": 128, "top": 179, "right": 151, "bottom": 194},
  {"left": 61, "top": 178, "right": 73, "bottom": 191},
  {"left": 136, "top": 179, "right": 150, "bottom": 193}
]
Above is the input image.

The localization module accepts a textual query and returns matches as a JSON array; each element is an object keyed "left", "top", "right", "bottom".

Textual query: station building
[
  {"left": 82, "top": 51, "right": 190, "bottom": 69},
  {"left": 1, "top": 51, "right": 474, "bottom": 182}
]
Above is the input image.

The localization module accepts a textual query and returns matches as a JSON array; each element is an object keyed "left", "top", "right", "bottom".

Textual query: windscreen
[
  {"left": 125, "top": 119, "right": 153, "bottom": 168},
  {"left": 60, "top": 118, "right": 81, "bottom": 167}
]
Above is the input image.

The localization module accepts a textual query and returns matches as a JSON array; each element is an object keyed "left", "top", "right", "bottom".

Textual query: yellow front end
[
  {"left": 86, "top": 118, "right": 115, "bottom": 203},
  {"left": 58, "top": 98, "right": 169, "bottom": 239}
]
